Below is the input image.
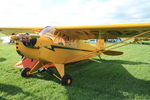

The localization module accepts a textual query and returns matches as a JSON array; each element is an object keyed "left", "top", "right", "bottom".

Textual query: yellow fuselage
[{"left": 14, "top": 35, "right": 100, "bottom": 64}]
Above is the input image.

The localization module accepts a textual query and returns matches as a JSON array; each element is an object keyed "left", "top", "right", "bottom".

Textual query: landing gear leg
[{"left": 45, "top": 68, "right": 72, "bottom": 85}]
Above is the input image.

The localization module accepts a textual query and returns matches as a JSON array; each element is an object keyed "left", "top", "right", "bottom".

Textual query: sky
[{"left": 0, "top": 0, "right": 150, "bottom": 27}]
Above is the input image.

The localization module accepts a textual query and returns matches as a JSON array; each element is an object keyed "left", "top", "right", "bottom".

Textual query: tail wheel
[
  {"left": 21, "top": 67, "right": 31, "bottom": 77},
  {"left": 61, "top": 74, "right": 72, "bottom": 85}
]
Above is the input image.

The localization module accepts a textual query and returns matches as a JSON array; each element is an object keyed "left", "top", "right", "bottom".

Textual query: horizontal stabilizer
[{"left": 103, "top": 50, "right": 123, "bottom": 56}]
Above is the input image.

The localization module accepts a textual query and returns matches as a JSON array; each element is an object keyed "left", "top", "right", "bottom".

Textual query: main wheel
[
  {"left": 61, "top": 74, "right": 72, "bottom": 85},
  {"left": 21, "top": 67, "right": 31, "bottom": 77}
]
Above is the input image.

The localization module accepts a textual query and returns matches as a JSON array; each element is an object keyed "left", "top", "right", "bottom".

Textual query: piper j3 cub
[{"left": 6, "top": 23, "right": 150, "bottom": 85}]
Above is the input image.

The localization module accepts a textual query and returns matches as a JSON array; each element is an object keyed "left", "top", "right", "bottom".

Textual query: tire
[
  {"left": 61, "top": 74, "right": 72, "bottom": 85},
  {"left": 21, "top": 67, "right": 31, "bottom": 77}
]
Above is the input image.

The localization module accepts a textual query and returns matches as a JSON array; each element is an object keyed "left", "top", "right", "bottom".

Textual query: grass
[
  {"left": 0, "top": 33, "right": 6, "bottom": 37},
  {"left": 0, "top": 33, "right": 150, "bottom": 100}
]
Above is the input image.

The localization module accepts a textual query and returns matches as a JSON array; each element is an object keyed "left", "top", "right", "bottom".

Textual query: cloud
[{"left": 0, "top": 0, "right": 150, "bottom": 27}]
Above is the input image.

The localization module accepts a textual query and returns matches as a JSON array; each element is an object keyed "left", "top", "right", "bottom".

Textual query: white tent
[{"left": 0, "top": 36, "right": 11, "bottom": 43}]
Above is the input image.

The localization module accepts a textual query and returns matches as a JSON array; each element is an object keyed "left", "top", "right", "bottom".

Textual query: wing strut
[
  {"left": 103, "top": 30, "right": 150, "bottom": 50},
  {"left": 65, "top": 30, "right": 150, "bottom": 62}
]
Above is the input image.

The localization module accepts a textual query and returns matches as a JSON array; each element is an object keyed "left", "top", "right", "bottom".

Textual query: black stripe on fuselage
[{"left": 44, "top": 45, "right": 94, "bottom": 52}]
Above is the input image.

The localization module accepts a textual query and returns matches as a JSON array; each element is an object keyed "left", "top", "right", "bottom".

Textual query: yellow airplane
[{"left": 2, "top": 23, "right": 150, "bottom": 85}]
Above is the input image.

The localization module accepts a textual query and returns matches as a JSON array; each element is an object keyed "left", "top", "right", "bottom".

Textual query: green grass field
[{"left": 0, "top": 33, "right": 150, "bottom": 100}]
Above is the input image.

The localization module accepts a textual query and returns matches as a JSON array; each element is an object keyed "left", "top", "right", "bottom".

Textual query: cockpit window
[{"left": 39, "top": 26, "right": 56, "bottom": 35}]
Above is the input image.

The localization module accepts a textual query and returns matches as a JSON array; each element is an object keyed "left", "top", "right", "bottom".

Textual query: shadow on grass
[
  {"left": 133, "top": 42, "right": 150, "bottom": 45},
  {"left": 141, "top": 42, "right": 150, "bottom": 45},
  {"left": 92, "top": 58, "right": 150, "bottom": 65},
  {"left": 26, "top": 59, "right": 150, "bottom": 99},
  {"left": 0, "top": 83, "right": 31, "bottom": 100},
  {"left": 65, "top": 59, "right": 150, "bottom": 99},
  {"left": 0, "top": 57, "right": 6, "bottom": 62}
]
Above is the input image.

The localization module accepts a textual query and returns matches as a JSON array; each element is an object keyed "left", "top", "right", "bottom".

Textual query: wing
[
  {"left": 54, "top": 23, "right": 150, "bottom": 40},
  {"left": 0, "top": 27, "right": 43, "bottom": 35}
]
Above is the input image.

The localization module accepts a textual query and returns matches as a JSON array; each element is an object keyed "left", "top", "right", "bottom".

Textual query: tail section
[
  {"left": 96, "top": 39, "right": 123, "bottom": 56},
  {"left": 103, "top": 50, "right": 123, "bottom": 56}
]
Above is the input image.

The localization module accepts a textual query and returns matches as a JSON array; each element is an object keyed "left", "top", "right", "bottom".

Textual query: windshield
[{"left": 39, "top": 26, "right": 55, "bottom": 35}]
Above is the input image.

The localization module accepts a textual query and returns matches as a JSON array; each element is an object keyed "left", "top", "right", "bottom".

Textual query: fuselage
[{"left": 13, "top": 34, "right": 100, "bottom": 64}]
